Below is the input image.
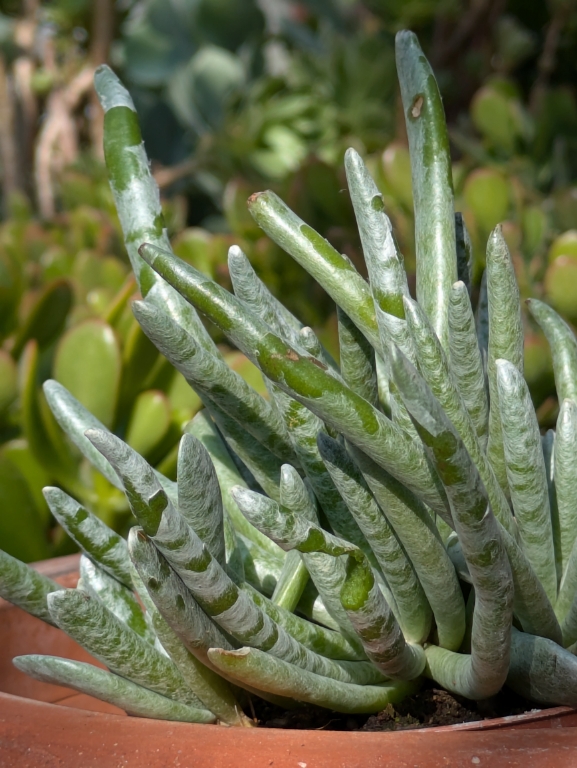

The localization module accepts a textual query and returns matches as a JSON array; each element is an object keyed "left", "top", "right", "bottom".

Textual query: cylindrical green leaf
[
  {"left": 496, "top": 360, "right": 557, "bottom": 604},
  {"left": 47, "top": 589, "right": 203, "bottom": 708},
  {"left": 395, "top": 30, "right": 457, "bottom": 351},
  {"left": 138, "top": 242, "right": 451, "bottom": 520},
  {"left": 486, "top": 227, "right": 524, "bottom": 498},
  {"left": 389, "top": 345, "right": 513, "bottom": 698},
  {"left": 448, "top": 281, "right": 489, "bottom": 451},
  {"left": 208, "top": 647, "right": 418, "bottom": 714},
  {"left": 246, "top": 191, "right": 380, "bottom": 350},
  {"left": 14, "top": 655, "right": 216, "bottom": 723},
  {"left": 527, "top": 299, "right": 577, "bottom": 405}
]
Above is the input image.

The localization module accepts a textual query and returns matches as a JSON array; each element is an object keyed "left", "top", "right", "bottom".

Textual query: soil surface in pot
[{"left": 255, "top": 681, "right": 537, "bottom": 732}]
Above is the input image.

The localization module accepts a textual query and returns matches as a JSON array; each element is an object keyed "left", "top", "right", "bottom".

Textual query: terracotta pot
[{"left": 2, "top": 555, "right": 577, "bottom": 767}]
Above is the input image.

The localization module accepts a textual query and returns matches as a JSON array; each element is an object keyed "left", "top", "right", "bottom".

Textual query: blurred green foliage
[{"left": 2, "top": 0, "right": 577, "bottom": 559}]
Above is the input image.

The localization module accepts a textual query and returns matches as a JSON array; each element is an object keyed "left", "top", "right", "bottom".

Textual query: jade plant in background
[
  {"left": 4, "top": 31, "right": 577, "bottom": 723},
  {"left": 0, "top": 168, "right": 268, "bottom": 563}
]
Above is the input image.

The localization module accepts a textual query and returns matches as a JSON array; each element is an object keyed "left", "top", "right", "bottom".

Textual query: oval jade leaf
[
  {"left": 12, "top": 279, "right": 74, "bottom": 358},
  {"left": 0, "top": 350, "right": 17, "bottom": 413},
  {"left": 0, "top": 454, "right": 51, "bottom": 562},
  {"left": 544, "top": 256, "right": 577, "bottom": 325},
  {"left": 548, "top": 230, "right": 577, "bottom": 264},
  {"left": 463, "top": 169, "right": 511, "bottom": 236},
  {"left": 0, "top": 439, "right": 52, "bottom": 526},
  {"left": 53, "top": 320, "right": 122, "bottom": 429},
  {"left": 20, "top": 340, "right": 78, "bottom": 481},
  {"left": 125, "top": 390, "right": 171, "bottom": 459}
]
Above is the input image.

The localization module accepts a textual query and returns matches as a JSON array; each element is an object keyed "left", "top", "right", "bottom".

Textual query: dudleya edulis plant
[{"left": 3, "top": 30, "right": 577, "bottom": 726}]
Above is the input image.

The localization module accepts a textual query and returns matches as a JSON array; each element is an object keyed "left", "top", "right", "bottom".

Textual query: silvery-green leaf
[
  {"left": 486, "top": 227, "right": 524, "bottom": 498},
  {"left": 43, "top": 486, "right": 132, "bottom": 589},
  {"left": 138, "top": 241, "right": 451, "bottom": 521},
  {"left": 337, "top": 308, "right": 379, "bottom": 408},
  {"left": 554, "top": 400, "right": 577, "bottom": 583},
  {"left": 317, "top": 432, "right": 431, "bottom": 645},
  {"left": 0, "top": 548, "right": 60, "bottom": 625},
  {"left": 14, "top": 655, "right": 216, "bottom": 723},
  {"left": 496, "top": 360, "right": 557, "bottom": 603},
  {"left": 389, "top": 345, "right": 513, "bottom": 699},
  {"left": 47, "top": 589, "right": 203, "bottom": 708},
  {"left": 395, "top": 31, "right": 457, "bottom": 352},
  {"left": 528, "top": 299, "right": 577, "bottom": 405},
  {"left": 507, "top": 627, "right": 577, "bottom": 706},
  {"left": 448, "top": 281, "right": 489, "bottom": 451},
  {"left": 340, "top": 555, "right": 426, "bottom": 680},
  {"left": 208, "top": 647, "right": 418, "bottom": 714}
]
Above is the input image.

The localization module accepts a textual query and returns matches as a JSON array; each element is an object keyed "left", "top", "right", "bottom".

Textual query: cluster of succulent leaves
[{"left": 3, "top": 33, "right": 577, "bottom": 725}]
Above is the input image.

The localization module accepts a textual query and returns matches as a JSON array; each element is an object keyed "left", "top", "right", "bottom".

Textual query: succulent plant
[{"left": 4, "top": 30, "right": 577, "bottom": 725}]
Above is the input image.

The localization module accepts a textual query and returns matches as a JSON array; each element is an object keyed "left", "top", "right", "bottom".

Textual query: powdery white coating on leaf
[
  {"left": 186, "top": 410, "right": 285, "bottom": 561},
  {"left": 0, "top": 549, "right": 60, "bottom": 624},
  {"left": 144, "top": 493, "right": 373, "bottom": 682},
  {"left": 337, "top": 308, "right": 379, "bottom": 408},
  {"left": 47, "top": 589, "right": 202, "bottom": 707},
  {"left": 79, "top": 555, "right": 153, "bottom": 642},
  {"left": 241, "top": 582, "right": 365, "bottom": 661},
  {"left": 128, "top": 528, "right": 233, "bottom": 655},
  {"left": 349, "top": 443, "right": 465, "bottom": 652},
  {"left": 247, "top": 191, "right": 380, "bottom": 350},
  {"left": 496, "top": 360, "right": 557, "bottom": 604},
  {"left": 43, "top": 380, "right": 123, "bottom": 490},
  {"left": 395, "top": 31, "right": 457, "bottom": 353},
  {"left": 177, "top": 434, "right": 226, "bottom": 567},
  {"left": 232, "top": 486, "right": 356, "bottom": 559},
  {"left": 345, "top": 576, "right": 426, "bottom": 680},
  {"left": 553, "top": 400, "right": 577, "bottom": 580},
  {"left": 43, "top": 486, "right": 132, "bottom": 588},
  {"left": 280, "top": 465, "right": 319, "bottom": 523},
  {"left": 318, "top": 433, "right": 431, "bottom": 645},
  {"left": 448, "top": 282, "right": 489, "bottom": 451},
  {"left": 301, "top": 550, "right": 362, "bottom": 644},
  {"left": 113, "top": 145, "right": 163, "bottom": 238},
  {"left": 134, "top": 301, "right": 295, "bottom": 464},
  {"left": 486, "top": 228, "right": 524, "bottom": 500},
  {"left": 528, "top": 299, "right": 577, "bottom": 405},
  {"left": 144, "top": 279, "right": 219, "bottom": 358},
  {"left": 404, "top": 294, "right": 515, "bottom": 540},
  {"left": 139, "top": 240, "right": 450, "bottom": 518},
  {"left": 207, "top": 646, "right": 417, "bottom": 714},
  {"left": 207, "top": 400, "right": 283, "bottom": 502},
  {"left": 507, "top": 627, "right": 577, "bottom": 706},
  {"left": 14, "top": 655, "right": 216, "bottom": 723},
  {"left": 94, "top": 66, "right": 136, "bottom": 113}
]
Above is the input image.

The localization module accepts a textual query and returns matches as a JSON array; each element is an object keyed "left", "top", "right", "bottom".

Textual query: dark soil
[{"left": 253, "top": 681, "right": 539, "bottom": 732}]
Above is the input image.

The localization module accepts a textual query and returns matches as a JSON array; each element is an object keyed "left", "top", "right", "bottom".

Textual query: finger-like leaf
[
  {"left": 396, "top": 30, "right": 457, "bottom": 351},
  {"left": 317, "top": 433, "right": 431, "bottom": 645},
  {"left": 43, "top": 487, "right": 132, "bottom": 589},
  {"left": 138, "top": 242, "right": 450, "bottom": 520},
  {"left": 527, "top": 299, "right": 577, "bottom": 404},
  {"left": 486, "top": 227, "right": 524, "bottom": 498},
  {"left": 448, "top": 281, "right": 489, "bottom": 451},
  {"left": 208, "top": 647, "right": 418, "bottom": 714},
  {"left": 390, "top": 345, "right": 513, "bottom": 698},
  {"left": 48, "top": 589, "right": 203, "bottom": 708},
  {"left": 13, "top": 655, "right": 216, "bottom": 723},
  {"left": 496, "top": 360, "right": 557, "bottom": 603}
]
